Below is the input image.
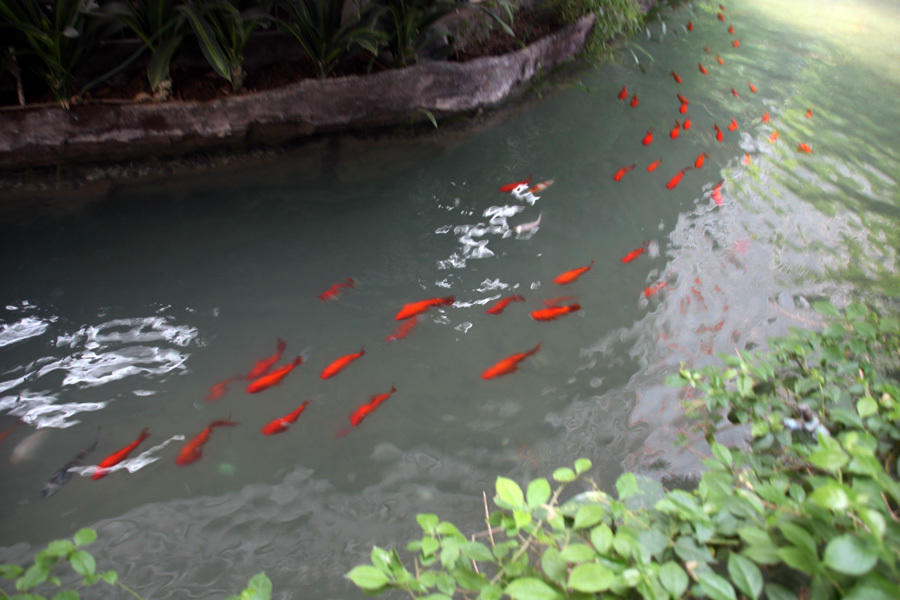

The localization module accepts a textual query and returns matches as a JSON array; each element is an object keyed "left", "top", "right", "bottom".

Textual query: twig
[
  {"left": 483, "top": 491, "right": 495, "bottom": 550},
  {"left": 883, "top": 492, "right": 900, "bottom": 522},
  {"left": 470, "top": 534, "right": 480, "bottom": 574},
  {"left": 116, "top": 581, "right": 146, "bottom": 600}
]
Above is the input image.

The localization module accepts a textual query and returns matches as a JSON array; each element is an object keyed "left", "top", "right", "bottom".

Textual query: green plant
[
  {"left": 370, "top": 0, "right": 460, "bottom": 67},
  {"left": 544, "top": 0, "right": 643, "bottom": 61},
  {"left": 0, "top": 0, "right": 110, "bottom": 106},
  {"left": 347, "top": 302, "right": 900, "bottom": 598},
  {"left": 102, "top": 0, "right": 186, "bottom": 94},
  {"left": 178, "top": 0, "right": 272, "bottom": 91},
  {"left": 226, "top": 572, "right": 272, "bottom": 600},
  {"left": 277, "top": 0, "right": 383, "bottom": 78}
]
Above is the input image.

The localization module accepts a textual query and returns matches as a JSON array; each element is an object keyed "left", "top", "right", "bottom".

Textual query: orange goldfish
[
  {"left": 666, "top": 167, "right": 691, "bottom": 190},
  {"left": 617, "top": 85, "right": 627, "bottom": 100},
  {"left": 743, "top": 153, "right": 751, "bottom": 165},
  {"left": 703, "top": 45, "right": 711, "bottom": 53},
  {"left": 761, "top": 112, "right": 770, "bottom": 123},
  {"left": 92, "top": 428, "right": 149, "bottom": 480},
  {"left": 349, "top": 386, "right": 397, "bottom": 427},
  {"left": 712, "top": 180, "right": 724, "bottom": 205},
  {"left": 206, "top": 376, "right": 239, "bottom": 402},
  {"left": 670, "top": 120, "right": 682, "bottom": 139},
  {"left": 643, "top": 281, "right": 668, "bottom": 298},
  {"left": 319, "top": 278, "right": 355, "bottom": 301},
  {"left": 395, "top": 296, "right": 454, "bottom": 320},
  {"left": 806, "top": 109, "right": 813, "bottom": 118},
  {"left": 732, "top": 39, "right": 740, "bottom": 47},
  {"left": 613, "top": 163, "right": 637, "bottom": 181},
  {"left": 175, "top": 419, "right": 237, "bottom": 466},
  {"left": 714, "top": 123, "right": 724, "bottom": 142},
  {"left": 530, "top": 303, "right": 581, "bottom": 322},
  {"left": 731, "top": 87, "right": 738, "bottom": 97},
  {"left": 642, "top": 128, "right": 654, "bottom": 146},
  {"left": 687, "top": 21, "right": 693, "bottom": 31},
  {"left": 717, "top": 55, "right": 725, "bottom": 65},
  {"left": 261, "top": 401, "right": 310, "bottom": 435},
  {"left": 694, "top": 152, "right": 709, "bottom": 169},
  {"left": 728, "top": 117, "right": 738, "bottom": 131},
  {"left": 529, "top": 179, "right": 555, "bottom": 194},
  {"left": 718, "top": 12, "right": 725, "bottom": 22},
  {"left": 499, "top": 176, "right": 532, "bottom": 193},
  {"left": 728, "top": 24, "right": 735, "bottom": 34},
  {"left": 797, "top": 143, "right": 812, "bottom": 153},
  {"left": 621, "top": 243, "right": 648, "bottom": 263},
  {"left": 553, "top": 260, "right": 594, "bottom": 285},
  {"left": 486, "top": 295, "right": 525, "bottom": 315},
  {"left": 481, "top": 343, "right": 541, "bottom": 379},
  {"left": 671, "top": 71, "right": 682, "bottom": 84},
  {"left": 630, "top": 93, "right": 639, "bottom": 107},
  {"left": 245, "top": 338, "right": 287, "bottom": 381},
  {"left": 698, "top": 63, "right": 709, "bottom": 75},
  {"left": 647, "top": 159, "right": 662, "bottom": 172},
  {"left": 676, "top": 93, "right": 689, "bottom": 105},
  {"left": 769, "top": 130, "right": 780, "bottom": 143},
  {"left": 683, "top": 118, "right": 692, "bottom": 130},
  {"left": 679, "top": 102, "right": 688, "bottom": 114},
  {"left": 320, "top": 347, "right": 365, "bottom": 379},
  {"left": 386, "top": 317, "right": 419, "bottom": 342},
  {"left": 748, "top": 81, "right": 757, "bottom": 93},
  {"left": 246, "top": 356, "right": 303, "bottom": 393}
]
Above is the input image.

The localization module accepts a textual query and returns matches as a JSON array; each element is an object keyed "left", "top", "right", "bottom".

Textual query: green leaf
[
  {"left": 45, "top": 540, "right": 74, "bottom": 558},
  {"left": 812, "top": 300, "right": 840, "bottom": 317},
  {"left": 0, "top": 564, "right": 24, "bottom": 579},
  {"left": 540, "top": 548, "right": 567, "bottom": 585},
  {"left": 590, "top": 524, "right": 613, "bottom": 554},
  {"left": 68, "top": 551, "right": 95, "bottom": 577},
  {"left": 417, "top": 514, "right": 439, "bottom": 533},
  {"left": 504, "top": 577, "right": 560, "bottom": 600},
  {"left": 573, "top": 458, "right": 592, "bottom": 475},
  {"left": 616, "top": 472, "right": 638, "bottom": 499},
  {"left": 764, "top": 582, "right": 797, "bottom": 600},
  {"left": 697, "top": 571, "right": 736, "bottom": 600},
  {"left": 463, "top": 541, "right": 494, "bottom": 563},
  {"left": 573, "top": 504, "right": 605, "bottom": 530},
  {"left": 73, "top": 529, "right": 96, "bottom": 547},
  {"left": 777, "top": 546, "right": 818, "bottom": 575},
  {"left": 241, "top": 572, "right": 271, "bottom": 600},
  {"left": 844, "top": 572, "right": 900, "bottom": 600},
  {"left": 728, "top": 553, "right": 762, "bottom": 599},
  {"left": 808, "top": 436, "right": 849, "bottom": 472},
  {"left": 711, "top": 442, "right": 733, "bottom": 467},
  {"left": 659, "top": 561, "right": 688, "bottom": 598},
  {"left": 857, "top": 396, "right": 878, "bottom": 418},
  {"left": 346, "top": 565, "right": 389, "bottom": 590},
  {"left": 52, "top": 591, "right": 79, "bottom": 600},
  {"left": 100, "top": 570, "right": 117, "bottom": 585},
  {"left": 674, "top": 536, "right": 713, "bottom": 564},
  {"left": 421, "top": 536, "right": 439, "bottom": 557},
  {"left": 370, "top": 546, "right": 392, "bottom": 572},
  {"left": 808, "top": 483, "right": 849, "bottom": 511},
  {"left": 778, "top": 523, "right": 817, "bottom": 557},
  {"left": 560, "top": 544, "right": 596, "bottom": 563},
  {"left": 567, "top": 563, "right": 613, "bottom": 592},
  {"left": 16, "top": 564, "right": 49, "bottom": 591},
  {"left": 495, "top": 477, "right": 525, "bottom": 509},
  {"left": 526, "top": 478, "right": 551, "bottom": 509},
  {"left": 552, "top": 467, "right": 575, "bottom": 482},
  {"left": 823, "top": 534, "right": 877, "bottom": 576}
]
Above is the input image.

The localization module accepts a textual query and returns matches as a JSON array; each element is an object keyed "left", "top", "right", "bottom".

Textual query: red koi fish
[
  {"left": 797, "top": 142, "right": 812, "bottom": 153},
  {"left": 731, "top": 87, "right": 738, "bottom": 97},
  {"left": 717, "top": 12, "right": 725, "bottom": 22},
  {"left": 529, "top": 179, "right": 555, "bottom": 194},
  {"left": 806, "top": 109, "right": 813, "bottom": 118},
  {"left": 762, "top": 112, "right": 770, "bottom": 123},
  {"left": 530, "top": 303, "right": 580, "bottom": 321},
  {"left": 481, "top": 343, "right": 541, "bottom": 379},
  {"left": 499, "top": 176, "right": 531, "bottom": 192},
  {"left": 486, "top": 295, "right": 525, "bottom": 315},
  {"left": 246, "top": 356, "right": 303, "bottom": 393},
  {"left": 647, "top": 159, "right": 662, "bottom": 172},
  {"left": 714, "top": 123, "right": 724, "bottom": 142},
  {"left": 769, "top": 130, "right": 780, "bottom": 143},
  {"left": 319, "top": 278, "right": 355, "bottom": 301},
  {"left": 748, "top": 81, "right": 757, "bottom": 93},
  {"left": 732, "top": 39, "right": 740, "bottom": 47},
  {"left": 245, "top": 338, "right": 287, "bottom": 380},
  {"left": 395, "top": 296, "right": 454, "bottom": 320},
  {"left": 320, "top": 347, "right": 365, "bottom": 379},
  {"left": 713, "top": 55, "right": 723, "bottom": 66},
  {"left": 621, "top": 243, "right": 648, "bottom": 263},
  {"left": 728, "top": 24, "right": 735, "bottom": 34},
  {"left": 613, "top": 163, "right": 637, "bottom": 181},
  {"left": 671, "top": 71, "right": 682, "bottom": 84},
  {"left": 712, "top": 180, "right": 724, "bottom": 205},
  {"left": 630, "top": 93, "right": 639, "bottom": 107},
  {"left": 676, "top": 93, "right": 689, "bottom": 105},
  {"left": 743, "top": 153, "right": 751, "bottom": 165},
  {"left": 543, "top": 296, "right": 574, "bottom": 307},
  {"left": 641, "top": 129, "right": 654, "bottom": 146},
  {"left": 670, "top": 121, "right": 681, "bottom": 139},
  {"left": 683, "top": 118, "right": 692, "bottom": 131},
  {"left": 728, "top": 117, "right": 738, "bottom": 131},
  {"left": 698, "top": 63, "right": 708, "bottom": 75},
  {"left": 617, "top": 85, "right": 627, "bottom": 100},
  {"left": 175, "top": 419, "right": 237, "bottom": 466},
  {"left": 666, "top": 167, "right": 691, "bottom": 190},
  {"left": 679, "top": 102, "right": 688, "bottom": 114},
  {"left": 206, "top": 376, "right": 239, "bottom": 402},
  {"left": 687, "top": 21, "right": 693, "bottom": 31},
  {"left": 553, "top": 260, "right": 594, "bottom": 285},
  {"left": 386, "top": 317, "right": 419, "bottom": 341},
  {"left": 694, "top": 152, "right": 709, "bottom": 169},
  {"left": 92, "top": 428, "right": 150, "bottom": 480},
  {"left": 643, "top": 281, "right": 668, "bottom": 298},
  {"left": 349, "top": 386, "right": 397, "bottom": 427},
  {"left": 703, "top": 45, "right": 711, "bottom": 53},
  {"left": 261, "top": 401, "right": 310, "bottom": 435}
]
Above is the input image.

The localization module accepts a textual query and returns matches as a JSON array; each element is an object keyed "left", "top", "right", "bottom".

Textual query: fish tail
[
  {"left": 291, "top": 355, "right": 304, "bottom": 367},
  {"left": 276, "top": 338, "right": 287, "bottom": 354},
  {"left": 527, "top": 342, "right": 542, "bottom": 356},
  {"left": 210, "top": 419, "right": 239, "bottom": 429}
]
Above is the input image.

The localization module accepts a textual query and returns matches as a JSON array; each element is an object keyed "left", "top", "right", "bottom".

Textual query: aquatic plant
[{"left": 347, "top": 302, "right": 900, "bottom": 598}]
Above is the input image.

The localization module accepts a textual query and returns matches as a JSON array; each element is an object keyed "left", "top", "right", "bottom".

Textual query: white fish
[
  {"left": 514, "top": 212, "right": 542, "bottom": 236},
  {"left": 10, "top": 428, "right": 51, "bottom": 464}
]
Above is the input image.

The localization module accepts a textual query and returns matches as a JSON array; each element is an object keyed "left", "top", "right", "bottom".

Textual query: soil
[{"left": 0, "top": 8, "right": 566, "bottom": 106}]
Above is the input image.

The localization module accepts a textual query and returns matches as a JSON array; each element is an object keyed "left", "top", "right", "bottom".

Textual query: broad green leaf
[
  {"left": 238, "top": 572, "right": 271, "bottom": 600},
  {"left": 495, "top": 477, "right": 525, "bottom": 509},
  {"left": 777, "top": 546, "right": 818, "bottom": 575},
  {"left": 436, "top": 572, "right": 456, "bottom": 595},
  {"left": 526, "top": 478, "right": 551, "bottom": 509},
  {"left": 436, "top": 521, "right": 461, "bottom": 537},
  {"left": 697, "top": 571, "right": 736, "bottom": 600},
  {"left": 370, "top": 546, "right": 392, "bottom": 572},
  {"left": 616, "top": 472, "right": 638, "bottom": 499},
  {"left": 69, "top": 551, "right": 95, "bottom": 577},
  {"left": 764, "top": 582, "right": 797, "bottom": 600},
  {"left": 573, "top": 458, "right": 592, "bottom": 475},
  {"left": 778, "top": 523, "right": 817, "bottom": 557},
  {"left": 659, "top": 561, "right": 688, "bottom": 598},
  {"left": 463, "top": 541, "right": 494, "bottom": 563},
  {"left": 567, "top": 563, "right": 613, "bottom": 592},
  {"left": 417, "top": 514, "right": 439, "bottom": 532},
  {"left": 512, "top": 509, "right": 531, "bottom": 529},
  {"left": 73, "top": 529, "right": 96, "bottom": 547},
  {"left": 843, "top": 572, "right": 900, "bottom": 600},
  {"left": 728, "top": 553, "right": 762, "bottom": 599},
  {"left": 420, "top": 595, "right": 451, "bottom": 600},
  {"left": 808, "top": 436, "right": 849, "bottom": 472},
  {"left": 100, "top": 570, "right": 117, "bottom": 585},
  {"left": 590, "top": 524, "right": 613, "bottom": 554},
  {"left": 812, "top": 300, "right": 840, "bottom": 317},
  {"left": 504, "top": 577, "right": 560, "bottom": 600},
  {"left": 673, "top": 536, "right": 713, "bottom": 563},
  {"left": 737, "top": 527, "right": 772, "bottom": 547},
  {"left": 0, "top": 564, "right": 24, "bottom": 579},
  {"left": 421, "top": 536, "right": 439, "bottom": 557},
  {"left": 808, "top": 483, "right": 849, "bottom": 511},
  {"left": 560, "top": 544, "right": 596, "bottom": 563},
  {"left": 540, "top": 548, "right": 566, "bottom": 585},
  {"left": 479, "top": 584, "right": 503, "bottom": 600},
  {"left": 16, "top": 564, "right": 49, "bottom": 591},
  {"left": 52, "top": 591, "right": 79, "bottom": 600},
  {"left": 857, "top": 396, "right": 878, "bottom": 418},
  {"left": 711, "top": 442, "right": 733, "bottom": 467},
  {"left": 45, "top": 540, "right": 74, "bottom": 558},
  {"left": 621, "top": 568, "right": 640, "bottom": 587},
  {"left": 823, "top": 534, "right": 877, "bottom": 576},
  {"left": 552, "top": 467, "right": 575, "bottom": 482},
  {"left": 346, "top": 565, "right": 389, "bottom": 590},
  {"left": 573, "top": 504, "right": 605, "bottom": 530}
]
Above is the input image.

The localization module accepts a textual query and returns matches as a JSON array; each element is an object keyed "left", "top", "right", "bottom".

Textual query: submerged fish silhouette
[{"left": 42, "top": 429, "right": 99, "bottom": 498}]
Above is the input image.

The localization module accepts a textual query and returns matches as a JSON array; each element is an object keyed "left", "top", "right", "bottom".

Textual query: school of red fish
[{"left": 16, "top": 2, "right": 821, "bottom": 489}]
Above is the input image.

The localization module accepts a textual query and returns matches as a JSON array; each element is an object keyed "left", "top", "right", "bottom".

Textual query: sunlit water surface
[{"left": 1, "top": 0, "right": 898, "bottom": 597}]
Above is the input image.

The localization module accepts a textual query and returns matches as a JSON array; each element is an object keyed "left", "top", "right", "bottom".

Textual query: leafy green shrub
[
  {"left": 543, "top": 0, "right": 643, "bottom": 61},
  {"left": 370, "top": 0, "right": 461, "bottom": 67},
  {"left": 347, "top": 302, "right": 900, "bottom": 599}
]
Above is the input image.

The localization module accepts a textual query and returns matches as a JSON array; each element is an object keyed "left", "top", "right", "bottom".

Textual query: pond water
[{"left": 1, "top": 0, "right": 898, "bottom": 597}]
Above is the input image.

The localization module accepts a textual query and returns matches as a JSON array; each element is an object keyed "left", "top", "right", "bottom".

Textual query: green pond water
[{"left": 1, "top": 0, "right": 898, "bottom": 597}]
